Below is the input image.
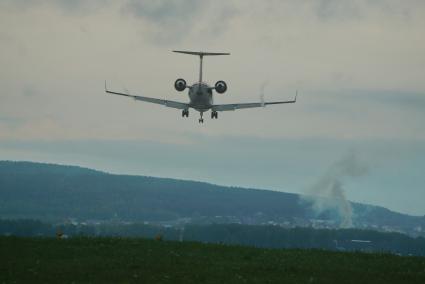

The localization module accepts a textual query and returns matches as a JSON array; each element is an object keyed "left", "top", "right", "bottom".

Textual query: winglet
[
  {"left": 294, "top": 90, "right": 298, "bottom": 102},
  {"left": 260, "top": 82, "right": 267, "bottom": 107},
  {"left": 104, "top": 80, "right": 108, "bottom": 93}
]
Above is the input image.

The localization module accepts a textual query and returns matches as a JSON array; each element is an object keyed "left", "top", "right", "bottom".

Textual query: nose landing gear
[{"left": 199, "top": 112, "right": 204, "bottom": 123}]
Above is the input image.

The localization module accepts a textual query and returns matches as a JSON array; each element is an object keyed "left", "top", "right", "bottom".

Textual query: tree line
[{"left": 1, "top": 219, "right": 424, "bottom": 256}]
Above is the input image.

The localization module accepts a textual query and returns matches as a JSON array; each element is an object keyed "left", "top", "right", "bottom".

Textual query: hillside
[
  {"left": 0, "top": 161, "right": 424, "bottom": 236},
  {"left": 1, "top": 237, "right": 424, "bottom": 284}
]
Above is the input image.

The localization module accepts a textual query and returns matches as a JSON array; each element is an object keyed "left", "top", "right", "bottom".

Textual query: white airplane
[{"left": 105, "top": 50, "right": 297, "bottom": 123}]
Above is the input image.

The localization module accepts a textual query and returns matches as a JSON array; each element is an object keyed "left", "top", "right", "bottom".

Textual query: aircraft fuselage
[{"left": 188, "top": 82, "right": 213, "bottom": 112}]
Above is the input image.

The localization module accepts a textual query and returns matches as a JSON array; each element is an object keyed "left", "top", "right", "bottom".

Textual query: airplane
[{"left": 105, "top": 50, "right": 297, "bottom": 123}]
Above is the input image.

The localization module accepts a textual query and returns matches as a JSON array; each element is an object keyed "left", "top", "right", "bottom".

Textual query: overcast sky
[{"left": 1, "top": 0, "right": 424, "bottom": 215}]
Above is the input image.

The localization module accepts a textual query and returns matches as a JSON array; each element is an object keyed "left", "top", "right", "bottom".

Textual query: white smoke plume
[{"left": 303, "top": 152, "right": 368, "bottom": 228}]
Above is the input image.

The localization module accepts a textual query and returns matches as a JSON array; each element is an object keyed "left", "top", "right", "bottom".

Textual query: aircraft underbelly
[{"left": 189, "top": 90, "right": 212, "bottom": 111}]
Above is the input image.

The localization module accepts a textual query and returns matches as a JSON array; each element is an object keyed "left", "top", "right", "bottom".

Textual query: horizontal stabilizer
[{"left": 173, "top": 50, "right": 230, "bottom": 56}]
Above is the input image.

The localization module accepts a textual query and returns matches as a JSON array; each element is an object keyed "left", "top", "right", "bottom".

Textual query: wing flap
[
  {"left": 212, "top": 99, "right": 296, "bottom": 112},
  {"left": 212, "top": 103, "right": 262, "bottom": 111},
  {"left": 105, "top": 85, "right": 188, "bottom": 110}
]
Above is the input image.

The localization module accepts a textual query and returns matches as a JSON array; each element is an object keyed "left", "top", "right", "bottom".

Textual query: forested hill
[
  {"left": 0, "top": 161, "right": 423, "bottom": 235},
  {"left": 0, "top": 161, "right": 304, "bottom": 221}
]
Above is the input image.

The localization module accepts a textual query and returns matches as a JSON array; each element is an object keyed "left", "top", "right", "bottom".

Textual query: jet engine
[
  {"left": 215, "top": 80, "right": 227, "bottom": 94},
  {"left": 174, "top": 78, "right": 187, "bottom": 92}
]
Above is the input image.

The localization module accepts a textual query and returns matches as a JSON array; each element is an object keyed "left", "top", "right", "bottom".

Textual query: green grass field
[{"left": 1, "top": 237, "right": 424, "bottom": 284}]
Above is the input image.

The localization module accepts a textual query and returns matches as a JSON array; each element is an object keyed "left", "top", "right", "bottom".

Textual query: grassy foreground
[{"left": 1, "top": 237, "right": 424, "bottom": 284}]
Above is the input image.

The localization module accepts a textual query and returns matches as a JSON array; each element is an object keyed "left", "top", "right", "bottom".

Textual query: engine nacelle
[
  {"left": 174, "top": 78, "right": 187, "bottom": 92},
  {"left": 215, "top": 80, "right": 227, "bottom": 94}
]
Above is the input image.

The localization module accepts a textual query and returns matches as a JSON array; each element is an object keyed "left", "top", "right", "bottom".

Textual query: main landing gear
[
  {"left": 182, "top": 109, "right": 189, "bottom": 118},
  {"left": 183, "top": 110, "right": 217, "bottom": 123},
  {"left": 211, "top": 111, "right": 218, "bottom": 119}
]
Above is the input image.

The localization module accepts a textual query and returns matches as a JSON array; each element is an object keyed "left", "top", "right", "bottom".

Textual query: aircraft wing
[
  {"left": 212, "top": 97, "right": 296, "bottom": 112},
  {"left": 105, "top": 83, "right": 189, "bottom": 110}
]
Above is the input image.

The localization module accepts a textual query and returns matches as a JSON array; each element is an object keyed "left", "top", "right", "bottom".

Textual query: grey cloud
[
  {"left": 52, "top": 0, "right": 108, "bottom": 15},
  {"left": 302, "top": 89, "right": 425, "bottom": 116},
  {"left": 21, "top": 85, "right": 39, "bottom": 97},
  {"left": 122, "top": 0, "right": 204, "bottom": 44},
  {"left": 341, "top": 90, "right": 425, "bottom": 111},
  {"left": 314, "top": 0, "right": 363, "bottom": 21},
  {"left": 197, "top": 3, "right": 238, "bottom": 37},
  {"left": 123, "top": 0, "right": 201, "bottom": 23},
  {"left": 0, "top": 116, "right": 24, "bottom": 128},
  {"left": 0, "top": 0, "right": 107, "bottom": 15},
  {"left": 0, "top": 0, "right": 37, "bottom": 10},
  {"left": 371, "top": 92, "right": 425, "bottom": 110},
  {"left": 121, "top": 0, "right": 237, "bottom": 44},
  {"left": 311, "top": 0, "right": 420, "bottom": 23}
]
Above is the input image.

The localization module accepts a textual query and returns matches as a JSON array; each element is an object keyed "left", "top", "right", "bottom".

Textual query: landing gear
[
  {"left": 199, "top": 112, "right": 204, "bottom": 123},
  {"left": 182, "top": 109, "right": 189, "bottom": 118},
  {"left": 211, "top": 111, "right": 218, "bottom": 119}
]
